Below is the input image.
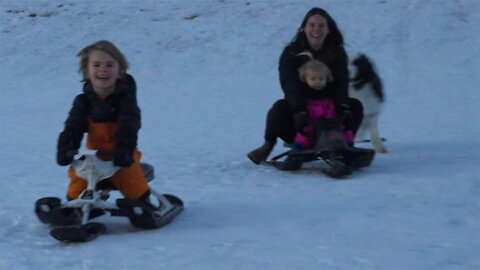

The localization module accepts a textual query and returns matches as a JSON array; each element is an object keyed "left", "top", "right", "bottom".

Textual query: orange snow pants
[
  {"left": 67, "top": 149, "right": 149, "bottom": 200},
  {"left": 66, "top": 119, "right": 149, "bottom": 200}
]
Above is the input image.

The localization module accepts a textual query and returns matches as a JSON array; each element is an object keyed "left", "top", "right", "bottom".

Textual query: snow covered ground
[{"left": 0, "top": 0, "right": 479, "bottom": 269}]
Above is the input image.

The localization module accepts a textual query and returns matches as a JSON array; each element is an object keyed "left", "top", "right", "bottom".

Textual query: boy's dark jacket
[{"left": 57, "top": 74, "right": 141, "bottom": 165}]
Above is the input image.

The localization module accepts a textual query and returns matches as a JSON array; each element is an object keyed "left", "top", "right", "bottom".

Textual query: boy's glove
[
  {"left": 293, "top": 111, "right": 309, "bottom": 134},
  {"left": 113, "top": 150, "right": 134, "bottom": 168},
  {"left": 57, "top": 150, "right": 77, "bottom": 166},
  {"left": 57, "top": 130, "right": 80, "bottom": 166}
]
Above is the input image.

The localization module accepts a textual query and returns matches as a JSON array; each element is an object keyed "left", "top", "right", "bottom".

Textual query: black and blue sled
[{"left": 265, "top": 119, "right": 376, "bottom": 178}]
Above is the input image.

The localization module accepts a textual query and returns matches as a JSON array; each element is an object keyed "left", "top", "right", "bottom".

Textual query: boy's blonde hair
[
  {"left": 298, "top": 59, "right": 333, "bottom": 83},
  {"left": 77, "top": 40, "right": 129, "bottom": 81}
]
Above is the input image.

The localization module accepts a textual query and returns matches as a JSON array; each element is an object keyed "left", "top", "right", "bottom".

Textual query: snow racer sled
[
  {"left": 34, "top": 153, "right": 183, "bottom": 242},
  {"left": 266, "top": 119, "right": 375, "bottom": 178}
]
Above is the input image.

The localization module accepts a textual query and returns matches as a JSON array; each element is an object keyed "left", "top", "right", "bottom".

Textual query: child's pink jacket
[{"left": 295, "top": 99, "right": 354, "bottom": 148}]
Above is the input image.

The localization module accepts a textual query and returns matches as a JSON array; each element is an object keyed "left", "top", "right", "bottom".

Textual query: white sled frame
[{"left": 62, "top": 154, "right": 173, "bottom": 225}]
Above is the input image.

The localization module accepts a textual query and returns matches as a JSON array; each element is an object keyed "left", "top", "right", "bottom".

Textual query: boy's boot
[{"left": 247, "top": 141, "right": 273, "bottom": 165}]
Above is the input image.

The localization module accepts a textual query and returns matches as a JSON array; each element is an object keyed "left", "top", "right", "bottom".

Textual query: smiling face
[
  {"left": 86, "top": 49, "right": 121, "bottom": 97},
  {"left": 303, "top": 14, "right": 330, "bottom": 51}
]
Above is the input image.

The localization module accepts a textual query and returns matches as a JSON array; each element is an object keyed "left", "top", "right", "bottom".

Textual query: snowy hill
[{"left": 0, "top": 1, "right": 479, "bottom": 269}]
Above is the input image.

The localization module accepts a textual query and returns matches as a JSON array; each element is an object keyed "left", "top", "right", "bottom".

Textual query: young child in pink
[{"left": 291, "top": 59, "right": 354, "bottom": 151}]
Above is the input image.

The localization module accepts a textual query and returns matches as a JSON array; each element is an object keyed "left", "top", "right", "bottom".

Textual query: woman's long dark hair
[{"left": 289, "top": 8, "right": 344, "bottom": 51}]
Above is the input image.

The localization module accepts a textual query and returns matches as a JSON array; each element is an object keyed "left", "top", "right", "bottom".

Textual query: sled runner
[
  {"left": 35, "top": 153, "right": 183, "bottom": 242},
  {"left": 355, "top": 137, "right": 387, "bottom": 144}
]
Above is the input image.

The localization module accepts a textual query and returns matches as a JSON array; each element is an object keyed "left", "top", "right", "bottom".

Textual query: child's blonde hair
[
  {"left": 77, "top": 40, "right": 129, "bottom": 81},
  {"left": 296, "top": 51, "right": 333, "bottom": 82},
  {"left": 298, "top": 59, "right": 333, "bottom": 82}
]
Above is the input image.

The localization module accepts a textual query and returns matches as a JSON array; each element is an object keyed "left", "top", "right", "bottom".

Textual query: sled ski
[
  {"left": 35, "top": 197, "right": 63, "bottom": 225},
  {"left": 117, "top": 194, "right": 183, "bottom": 229},
  {"left": 35, "top": 153, "right": 183, "bottom": 243},
  {"left": 50, "top": 222, "right": 106, "bottom": 242}
]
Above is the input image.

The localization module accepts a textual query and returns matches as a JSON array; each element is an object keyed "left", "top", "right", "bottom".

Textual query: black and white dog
[{"left": 348, "top": 52, "right": 388, "bottom": 153}]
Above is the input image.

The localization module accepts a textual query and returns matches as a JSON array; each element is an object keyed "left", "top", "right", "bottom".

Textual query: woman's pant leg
[{"left": 265, "top": 99, "right": 296, "bottom": 146}]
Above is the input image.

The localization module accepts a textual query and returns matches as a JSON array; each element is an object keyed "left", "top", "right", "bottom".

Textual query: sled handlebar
[{"left": 71, "top": 154, "right": 121, "bottom": 184}]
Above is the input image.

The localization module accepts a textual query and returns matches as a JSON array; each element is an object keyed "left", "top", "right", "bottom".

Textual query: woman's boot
[{"left": 247, "top": 141, "right": 273, "bottom": 165}]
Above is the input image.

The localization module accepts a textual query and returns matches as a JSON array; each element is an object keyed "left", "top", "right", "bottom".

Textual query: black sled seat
[{"left": 140, "top": 163, "right": 155, "bottom": 182}]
